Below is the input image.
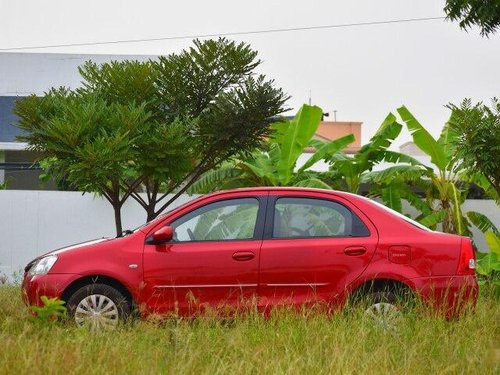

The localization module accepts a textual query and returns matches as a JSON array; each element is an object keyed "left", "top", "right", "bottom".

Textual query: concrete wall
[{"left": 0, "top": 191, "right": 498, "bottom": 278}]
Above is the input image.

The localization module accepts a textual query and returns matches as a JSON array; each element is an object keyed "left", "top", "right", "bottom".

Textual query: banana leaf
[
  {"left": 298, "top": 134, "right": 355, "bottom": 173},
  {"left": 466, "top": 211, "right": 500, "bottom": 237},
  {"left": 397, "top": 106, "right": 448, "bottom": 171},
  {"left": 294, "top": 178, "right": 331, "bottom": 189},
  {"left": 277, "top": 105, "right": 323, "bottom": 184},
  {"left": 419, "top": 210, "right": 447, "bottom": 229}
]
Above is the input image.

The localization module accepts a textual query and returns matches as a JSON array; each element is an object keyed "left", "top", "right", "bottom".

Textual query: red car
[{"left": 22, "top": 188, "right": 478, "bottom": 328}]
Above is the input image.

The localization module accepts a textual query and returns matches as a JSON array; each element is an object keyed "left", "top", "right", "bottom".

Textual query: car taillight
[{"left": 457, "top": 237, "right": 476, "bottom": 275}]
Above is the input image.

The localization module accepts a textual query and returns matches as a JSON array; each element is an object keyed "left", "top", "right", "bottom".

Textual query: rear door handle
[
  {"left": 344, "top": 246, "right": 367, "bottom": 256},
  {"left": 232, "top": 251, "right": 255, "bottom": 261}
]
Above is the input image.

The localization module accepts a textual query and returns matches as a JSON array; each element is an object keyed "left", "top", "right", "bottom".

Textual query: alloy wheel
[
  {"left": 364, "top": 302, "right": 402, "bottom": 330},
  {"left": 74, "top": 294, "right": 119, "bottom": 330}
]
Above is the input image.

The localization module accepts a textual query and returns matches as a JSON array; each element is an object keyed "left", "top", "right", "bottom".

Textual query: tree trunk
[
  {"left": 113, "top": 204, "right": 123, "bottom": 237},
  {"left": 145, "top": 203, "right": 156, "bottom": 222},
  {"left": 144, "top": 181, "right": 159, "bottom": 222},
  {"left": 441, "top": 199, "right": 452, "bottom": 233}
]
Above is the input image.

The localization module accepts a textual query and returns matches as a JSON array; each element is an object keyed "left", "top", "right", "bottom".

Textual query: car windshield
[{"left": 128, "top": 197, "right": 200, "bottom": 234}]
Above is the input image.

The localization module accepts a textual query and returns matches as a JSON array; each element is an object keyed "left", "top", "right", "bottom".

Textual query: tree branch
[
  {"left": 154, "top": 165, "right": 208, "bottom": 216},
  {"left": 129, "top": 190, "right": 148, "bottom": 209},
  {"left": 120, "top": 176, "right": 145, "bottom": 205},
  {"left": 155, "top": 153, "right": 215, "bottom": 205}
]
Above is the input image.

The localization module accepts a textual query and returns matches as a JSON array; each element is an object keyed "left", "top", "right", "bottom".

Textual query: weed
[{"left": 30, "top": 296, "right": 67, "bottom": 324}]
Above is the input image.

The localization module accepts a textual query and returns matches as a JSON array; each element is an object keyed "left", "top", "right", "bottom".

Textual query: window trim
[
  {"left": 162, "top": 196, "right": 268, "bottom": 243},
  {"left": 264, "top": 195, "right": 371, "bottom": 240}
]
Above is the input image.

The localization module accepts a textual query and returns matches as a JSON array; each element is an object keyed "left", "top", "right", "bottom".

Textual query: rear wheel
[
  {"left": 362, "top": 291, "right": 403, "bottom": 330},
  {"left": 356, "top": 286, "right": 415, "bottom": 330},
  {"left": 67, "top": 283, "right": 130, "bottom": 330}
]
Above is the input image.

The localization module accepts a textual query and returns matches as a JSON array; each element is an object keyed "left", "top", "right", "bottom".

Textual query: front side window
[
  {"left": 273, "top": 197, "right": 369, "bottom": 238},
  {"left": 171, "top": 198, "right": 260, "bottom": 242}
]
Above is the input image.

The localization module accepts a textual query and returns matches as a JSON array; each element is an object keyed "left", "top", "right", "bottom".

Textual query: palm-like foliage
[
  {"left": 446, "top": 98, "right": 500, "bottom": 202},
  {"left": 189, "top": 104, "right": 355, "bottom": 193}
]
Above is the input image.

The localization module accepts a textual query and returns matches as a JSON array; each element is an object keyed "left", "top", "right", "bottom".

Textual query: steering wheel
[{"left": 187, "top": 228, "right": 195, "bottom": 241}]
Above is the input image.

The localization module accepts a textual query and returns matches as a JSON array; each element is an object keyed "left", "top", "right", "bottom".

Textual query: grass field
[{"left": 0, "top": 285, "right": 498, "bottom": 375}]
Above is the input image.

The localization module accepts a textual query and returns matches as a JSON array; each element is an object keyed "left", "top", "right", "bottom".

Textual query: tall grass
[{"left": 0, "top": 285, "right": 498, "bottom": 375}]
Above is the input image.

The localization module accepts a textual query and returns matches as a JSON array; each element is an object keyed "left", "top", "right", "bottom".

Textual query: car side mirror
[{"left": 152, "top": 226, "right": 173, "bottom": 243}]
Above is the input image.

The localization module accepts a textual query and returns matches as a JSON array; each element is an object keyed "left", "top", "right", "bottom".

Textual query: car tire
[{"left": 66, "top": 283, "right": 131, "bottom": 330}]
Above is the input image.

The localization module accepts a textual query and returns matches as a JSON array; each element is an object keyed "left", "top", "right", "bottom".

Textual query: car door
[
  {"left": 258, "top": 192, "right": 378, "bottom": 310},
  {"left": 142, "top": 193, "right": 267, "bottom": 316}
]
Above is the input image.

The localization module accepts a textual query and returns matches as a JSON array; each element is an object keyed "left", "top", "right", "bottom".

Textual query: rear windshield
[{"left": 362, "top": 197, "right": 433, "bottom": 232}]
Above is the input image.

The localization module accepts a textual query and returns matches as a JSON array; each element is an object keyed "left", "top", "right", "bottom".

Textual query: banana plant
[
  {"left": 324, "top": 112, "right": 430, "bottom": 203},
  {"left": 396, "top": 106, "right": 498, "bottom": 235},
  {"left": 475, "top": 231, "right": 500, "bottom": 296},
  {"left": 365, "top": 164, "right": 433, "bottom": 215},
  {"left": 188, "top": 104, "right": 355, "bottom": 193}
]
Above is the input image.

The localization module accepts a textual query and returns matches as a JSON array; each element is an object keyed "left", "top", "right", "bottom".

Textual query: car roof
[{"left": 204, "top": 186, "right": 361, "bottom": 200}]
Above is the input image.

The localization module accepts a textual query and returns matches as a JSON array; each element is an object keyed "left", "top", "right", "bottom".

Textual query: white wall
[
  {"left": 0, "top": 191, "right": 195, "bottom": 277},
  {"left": 0, "top": 191, "right": 498, "bottom": 278},
  {"left": 462, "top": 200, "right": 500, "bottom": 252}
]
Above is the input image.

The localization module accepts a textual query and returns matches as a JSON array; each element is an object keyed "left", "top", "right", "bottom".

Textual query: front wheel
[{"left": 67, "top": 283, "right": 130, "bottom": 330}]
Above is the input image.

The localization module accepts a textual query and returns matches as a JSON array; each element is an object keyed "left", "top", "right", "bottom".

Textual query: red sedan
[{"left": 22, "top": 188, "right": 478, "bottom": 328}]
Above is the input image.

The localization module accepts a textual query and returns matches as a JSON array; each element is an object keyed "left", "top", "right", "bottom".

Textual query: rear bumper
[
  {"left": 21, "top": 273, "right": 80, "bottom": 307},
  {"left": 408, "top": 275, "right": 478, "bottom": 318}
]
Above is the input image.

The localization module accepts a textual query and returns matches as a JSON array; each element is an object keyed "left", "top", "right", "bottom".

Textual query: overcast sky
[{"left": 1, "top": 0, "right": 499, "bottom": 146}]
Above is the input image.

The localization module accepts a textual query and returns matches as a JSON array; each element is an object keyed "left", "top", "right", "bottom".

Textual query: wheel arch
[
  {"left": 61, "top": 275, "right": 135, "bottom": 307},
  {"left": 348, "top": 278, "right": 416, "bottom": 303}
]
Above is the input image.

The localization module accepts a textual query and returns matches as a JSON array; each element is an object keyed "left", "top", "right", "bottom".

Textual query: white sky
[{"left": 1, "top": 0, "right": 499, "bottom": 146}]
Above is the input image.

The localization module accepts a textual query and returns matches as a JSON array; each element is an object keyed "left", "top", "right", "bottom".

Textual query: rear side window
[{"left": 273, "top": 197, "right": 369, "bottom": 239}]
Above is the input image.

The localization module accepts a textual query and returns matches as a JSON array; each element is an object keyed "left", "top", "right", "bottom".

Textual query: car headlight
[{"left": 28, "top": 255, "right": 58, "bottom": 276}]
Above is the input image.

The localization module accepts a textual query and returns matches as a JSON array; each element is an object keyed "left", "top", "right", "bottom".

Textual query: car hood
[
  {"left": 47, "top": 238, "right": 111, "bottom": 256},
  {"left": 24, "top": 237, "right": 112, "bottom": 273}
]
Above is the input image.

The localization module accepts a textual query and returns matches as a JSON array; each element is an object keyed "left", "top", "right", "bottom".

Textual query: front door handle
[
  {"left": 232, "top": 251, "right": 255, "bottom": 261},
  {"left": 344, "top": 246, "right": 367, "bottom": 256}
]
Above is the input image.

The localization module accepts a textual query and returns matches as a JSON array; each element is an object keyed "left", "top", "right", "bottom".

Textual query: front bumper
[
  {"left": 22, "top": 273, "right": 81, "bottom": 307},
  {"left": 408, "top": 275, "right": 479, "bottom": 318}
]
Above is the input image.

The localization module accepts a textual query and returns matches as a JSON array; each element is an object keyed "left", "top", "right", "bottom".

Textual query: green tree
[
  {"left": 445, "top": 0, "right": 500, "bottom": 36},
  {"left": 15, "top": 39, "right": 288, "bottom": 234},
  {"left": 15, "top": 89, "right": 152, "bottom": 236},
  {"left": 77, "top": 39, "right": 288, "bottom": 221},
  {"left": 446, "top": 98, "right": 500, "bottom": 201},
  {"left": 188, "top": 104, "right": 355, "bottom": 192}
]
